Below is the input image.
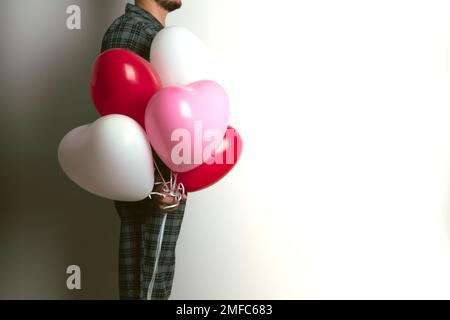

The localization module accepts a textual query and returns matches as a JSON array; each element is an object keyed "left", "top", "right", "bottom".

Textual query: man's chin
[{"left": 155, "top": 0, "right": 182, "bottom": 12}]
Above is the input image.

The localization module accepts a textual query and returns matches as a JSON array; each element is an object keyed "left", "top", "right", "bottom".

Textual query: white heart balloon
[
  {"left": 150, "top": 26, "right": 220, "bottom": 87},
  {"left": 58, "top": 114, "right": 154, "bottom": 201}
]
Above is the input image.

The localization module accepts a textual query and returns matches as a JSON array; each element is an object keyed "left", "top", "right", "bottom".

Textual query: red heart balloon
[
  {"left": 177, "top": 126, "right": 243, "bottom": 192},
  {"left": 90, "top": 49, "right": 161, "bottom": 127}
]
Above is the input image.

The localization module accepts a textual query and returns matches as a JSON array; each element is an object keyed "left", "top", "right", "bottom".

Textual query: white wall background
[{"left": 166, "top": 0, "right": 450, "bottom": 299}]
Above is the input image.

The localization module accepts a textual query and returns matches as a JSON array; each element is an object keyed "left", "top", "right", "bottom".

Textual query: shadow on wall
[{"left": 0, "top": 0, "right": 128, "bottom": 299}]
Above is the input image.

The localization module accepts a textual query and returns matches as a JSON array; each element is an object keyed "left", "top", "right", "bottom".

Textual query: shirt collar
[{"left": 126, "top": 3, "right": 164, "bottom": 29}]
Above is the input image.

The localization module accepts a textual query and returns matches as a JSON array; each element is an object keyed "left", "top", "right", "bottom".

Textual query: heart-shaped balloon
[
  {"left": 145, "top": 80, "right": 230, "bottom": 173},
  {"left": 58, "top": 115, "right": 154, "bottom": 201},
  {"left": 90, "top": 49, "right": 161, "bottom": 127},
  {"left": 177, "top": 126, "right": 243, "bottom": 192},
  {"left": 150, "top": 26, "right": 219, "bottom": 87}
]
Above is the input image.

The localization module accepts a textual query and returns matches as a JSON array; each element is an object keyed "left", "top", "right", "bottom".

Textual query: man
[{"left": 101, "top": 0, "right": 185, "bottom": 300}]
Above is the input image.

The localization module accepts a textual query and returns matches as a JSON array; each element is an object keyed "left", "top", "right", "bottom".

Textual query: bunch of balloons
[{"left": 58, "top": 27, "right": 243, "bottom": 202}]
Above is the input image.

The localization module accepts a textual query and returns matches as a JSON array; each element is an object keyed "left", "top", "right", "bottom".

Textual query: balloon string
[
  {"left": 146, "top": 212, "right": 167, "bottom": 300},
  {"left": 149, "top": 157, "right": 185, "bottom": 210},
  {"left": 153, "top": 156, "right": 168, "bottom": 186}
]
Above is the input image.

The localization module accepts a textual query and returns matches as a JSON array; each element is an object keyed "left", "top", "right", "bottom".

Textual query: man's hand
[{"left": 152, "top": 182, "right": 187, "bottom": 212}]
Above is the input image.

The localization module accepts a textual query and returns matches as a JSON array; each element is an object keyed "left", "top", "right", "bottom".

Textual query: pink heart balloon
[{"left": 145, "top": 80, "right": 230, "bottom": 173}]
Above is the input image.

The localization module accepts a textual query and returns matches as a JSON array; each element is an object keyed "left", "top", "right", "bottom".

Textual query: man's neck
[{"left": 136, "top": 1, "right": 168, "bottom": 26}]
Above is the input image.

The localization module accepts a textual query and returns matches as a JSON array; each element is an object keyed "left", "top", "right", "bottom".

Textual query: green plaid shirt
[{"left": 101, "top": 3, "right": 186, "bottom": 300}]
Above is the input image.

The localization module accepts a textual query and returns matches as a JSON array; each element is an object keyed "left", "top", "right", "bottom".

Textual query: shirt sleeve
[{"left": 101, "top": 20, "right": 155, "bottom": 60}]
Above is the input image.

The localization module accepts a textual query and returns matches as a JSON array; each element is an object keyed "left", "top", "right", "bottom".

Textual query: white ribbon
[
  {"left": 146, "top": 159, "right": 185, "bottom": 299},
  {"left": 149, "top": 159, "right": 185, "bottom": 211}
]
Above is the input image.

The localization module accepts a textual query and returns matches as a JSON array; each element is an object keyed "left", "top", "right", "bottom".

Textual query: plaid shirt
[{"left": 101, "top": 3, "right": 186, "bottom": 300}]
